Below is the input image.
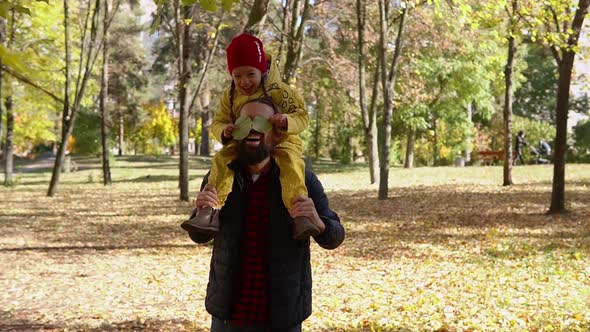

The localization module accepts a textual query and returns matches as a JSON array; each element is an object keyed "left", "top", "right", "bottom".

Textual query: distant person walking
[
  {"left": 513, "top": 130, "right": 528, "bottom": 166},
  {"left": 536, "top": 139, "right": 552, "bottom": 164}
]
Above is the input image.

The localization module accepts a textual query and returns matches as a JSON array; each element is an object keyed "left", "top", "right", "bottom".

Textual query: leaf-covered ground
[{"left": 1, "top": 157, "right": 589, "bottom": 331}]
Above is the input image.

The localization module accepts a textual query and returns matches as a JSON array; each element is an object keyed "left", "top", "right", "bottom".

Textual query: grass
[{"left": 1, "top": 156, "right": 589, "bottom": 331}]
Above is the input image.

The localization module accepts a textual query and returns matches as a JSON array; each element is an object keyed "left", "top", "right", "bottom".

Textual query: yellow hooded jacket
[
  {"left": 208, "top": 55, "right": 309, "bottom": 210},
  {"left": 210, "top": 55, "right": 309, "bottom": 146}
]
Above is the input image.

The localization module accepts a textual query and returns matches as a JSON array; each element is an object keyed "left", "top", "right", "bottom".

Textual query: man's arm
[{"left": 305, "top": 170, "right": 345, "bottom": 250}]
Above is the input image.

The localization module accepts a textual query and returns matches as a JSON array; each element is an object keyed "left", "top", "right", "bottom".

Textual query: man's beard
[{"left": 237, "top": 139, "right": 270, "bottom": 165}]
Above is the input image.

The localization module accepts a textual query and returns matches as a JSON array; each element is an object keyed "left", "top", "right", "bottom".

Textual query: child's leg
[
  {"left": 273, "top": 141, "right": 319, "bottom": 239},
  {"left": 273, "top": 141, "right": 308, "bottom": 210},
  {"left": 208, "top": 142, "right": 238, "bottom": 208}
]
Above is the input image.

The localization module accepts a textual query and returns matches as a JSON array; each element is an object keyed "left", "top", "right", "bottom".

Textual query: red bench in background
[{"left": 477, "top": 150, "right": 504, "bottom": 166}]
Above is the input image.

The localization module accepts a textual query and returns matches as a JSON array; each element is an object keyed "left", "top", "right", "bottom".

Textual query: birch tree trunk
[
  {"left": 118, "top": 110, "right": 124, "bottom": 156},
  {"left": 464, "top": 103, "right": 473, "bottom": 163},
  {"left": 432, "top": 118, "right": 439, "bottom": 166},
  {"left": 404, "top": 130, "right": 415, "bottom": 169}
]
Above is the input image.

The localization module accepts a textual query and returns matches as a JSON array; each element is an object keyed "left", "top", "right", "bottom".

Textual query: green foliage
[
  {"left": 481, "top": 113, "right": 557, "bottom": 159},
  {"left": 72, "top": 110, "right": 102, "bottom": 156},
  {"left": 151, "top": 0, "right": 239, "bottom": 32},
  {"left": 0, "top": 44, "right": 26, "bottom": 73},
  {"left": 511, "top": 115, "right": 556, "bottom": 150},
  {"left": 573, "top": 119, "right": 590, "bottom": 152},
  {"left": 514, "top": 43, "right": 558, "bottom": 124}
]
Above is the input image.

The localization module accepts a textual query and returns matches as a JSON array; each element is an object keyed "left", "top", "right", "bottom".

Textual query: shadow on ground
[
  {"left": 329, "top": 182, "right": 590, "bottom": 261},
  {"left": 2, "top": 180, "right": 588, "bottom": 261},
  {"left": 0, "top": 317, "right": 206, "bottom": 332}
]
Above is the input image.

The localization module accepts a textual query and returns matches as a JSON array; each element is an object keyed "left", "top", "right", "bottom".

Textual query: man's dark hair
[{"left": 518, "top": 130, "right": 524, "bottom": 136}]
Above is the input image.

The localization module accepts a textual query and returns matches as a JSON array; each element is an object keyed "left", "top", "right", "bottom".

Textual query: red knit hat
[{"left": 226, "top": 33, "right": 267, "bottom": 74}]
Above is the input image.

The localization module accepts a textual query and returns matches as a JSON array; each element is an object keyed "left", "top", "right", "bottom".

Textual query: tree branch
[
  {"left": 188, "top": 12, "right": 224, "bottom": 116},
  {"left": 2, "top": 65, "right": 65, "bottom": 104},
  {"left": 548, "top": 5, "right": 561, "bottom": 34}
]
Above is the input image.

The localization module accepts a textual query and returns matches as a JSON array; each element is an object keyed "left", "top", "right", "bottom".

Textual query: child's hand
[
  {"left": 222, "top": 123, "right": 239, "bottom": 138},
  {"left": 269, "top": 114, "right": 288, "bottom": 130}
]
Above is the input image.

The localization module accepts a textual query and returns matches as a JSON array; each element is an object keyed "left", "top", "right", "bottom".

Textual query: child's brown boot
[
  {"left": 181, "top": 207, "right": 220, "bottom": 234},
  {"left": 292, "top": 216, "right": 320, "bottom": 240}
]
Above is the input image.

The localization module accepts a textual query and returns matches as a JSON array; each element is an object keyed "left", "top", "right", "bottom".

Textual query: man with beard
[{"left": 183, "top": 99, "right": 345, "bottom": 332}]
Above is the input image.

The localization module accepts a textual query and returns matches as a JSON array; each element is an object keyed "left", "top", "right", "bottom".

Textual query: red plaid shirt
[{"left": 231, "top": 165, "right": 271, "bottom": 325}]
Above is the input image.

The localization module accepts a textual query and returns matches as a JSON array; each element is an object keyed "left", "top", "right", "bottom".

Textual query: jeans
[{"left": 210, "top": 317, "right": 302, "bottom": 332}]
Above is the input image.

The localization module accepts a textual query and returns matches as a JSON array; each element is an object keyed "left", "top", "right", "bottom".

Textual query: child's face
[{"left": 232, "top": 66, "right": 262, "bottom": 96}]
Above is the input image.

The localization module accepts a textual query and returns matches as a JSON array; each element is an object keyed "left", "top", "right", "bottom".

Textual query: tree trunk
[
  {"left": 118, "top": 110, "right": 124, "bottom": 156},
  {"left": 276, "top": 0, "right": 290, "bottom": 62},
  {"left": 367, "top": 64, "right": 379, "bottom": 184},
  {"left": 49, "top": 0, "right": 101, "bottom": 196},
  {"left": 313, "top": 98, "right": 323, "bottom": 160},
  {"left": 178, "top": 6, "right": 192, "bottom": 201},
  {"left": 282, "top": 0, "right": 310, "bottom": 83},
  {"left": 432, "top": 118, "right": 439, "bottom": 166},
  {"left": 404, "top": 130, "right": 415, "bottom": 169},
  {"left": 356, "top": 0, "right": 377, "bottom": 183},
  {"left": 2, "top": 4, "right": 15, "bottom": 184},
  {"left": 199, "top": 85, "right": 210, "bottom": 156},
  {"left": 48, "top": 0, "right": 74, "bottom": 196},
  {"left": 549, "top": 0, "right": 589, "bottom": 213},
  {"left": 188, "top": 13, "right": 223, "bottom": 115},
  {"left": 3, "top": 96, "right": 13, "bottom": 186},
  {"left": 100, "top": 0, "right": 111, "bottom": 185},
  {"left": 378, "top": 1, "right": 407, "bottom": 200},
  {"left": 0, "top": 88, "right": 3, "bottom": 157},
  {"left": 464, "top": 103, "right": 473, "bottom": 163},
  {"left": 0, "top": 18, "right": 4, "bottom": 156},
  {"left": 243, "top": 0, "right": 269, "bottom": 35},
  {"left": 503, "top": 1, "right": 518, "bottom": 186}
]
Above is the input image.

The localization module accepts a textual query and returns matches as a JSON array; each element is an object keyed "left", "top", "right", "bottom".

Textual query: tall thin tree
[
  {"left": 0, "top": 17, "right": 5, "bottom": 157},
  {"left": 2, "top": 5, "right": 16, "bottom": 186},
  {"left": 502, "top": 0, "right": 519, "bottom": 186},
  {"left": 356, "top": 0, "right": 378, "bottom": 183},
  {"left": 282, "top": 0, "right": 311, "bottom": 83},
  {"left": 100, "top": 0, "right": 112, "bottom": 185},
  {"left": 199, "top": 85, "right": 211, "bottom": 156},
  {"left": 377, "top": 0, "right": 407, "bottom": 200},
  {"left": 177, "top": 3, "right": 193, "bottom": 201},
  {"left": 49, "top": 0, "right": 108, "bottom": 196}
]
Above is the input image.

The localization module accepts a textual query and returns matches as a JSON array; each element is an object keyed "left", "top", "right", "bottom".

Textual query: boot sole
[
  {"left": 180, "top": 220, "right": 219, "bottom": 234},
  {"left": 293, "top": 227, "right": 320, "bottom": 240}
]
